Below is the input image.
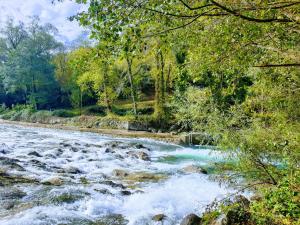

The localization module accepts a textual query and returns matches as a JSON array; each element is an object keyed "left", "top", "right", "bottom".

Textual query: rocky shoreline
[{"left": 0, "top": 118, "right": 182, "bottom": 144}]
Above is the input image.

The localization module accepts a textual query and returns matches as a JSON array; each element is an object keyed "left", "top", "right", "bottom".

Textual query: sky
[{"left": 0, "top": 0, "right": 88, "bottom": 43}]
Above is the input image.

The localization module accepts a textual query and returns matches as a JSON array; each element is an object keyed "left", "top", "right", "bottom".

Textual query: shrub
[
  {"left": 250, "top": 174, "right": 300, "bottom": 225},
  {"left": 52, "top": 109, "right": 79, "bottom": 118},
  {"left": 30, "top": 111, "right": 52, "bottom": 123},
  {"left": 84, "top": 105, "right": 106, "bottom": 116}
]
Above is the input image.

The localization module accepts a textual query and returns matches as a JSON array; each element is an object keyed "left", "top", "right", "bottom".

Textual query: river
[{"left": 0, "top": 123, "right": 233, "bottom": 225}]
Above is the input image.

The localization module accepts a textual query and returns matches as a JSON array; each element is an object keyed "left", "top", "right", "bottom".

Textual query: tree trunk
[
  {"left": 166, "top": 64, "right": 171, "bottom": 94},
  {"left": 103, "top": 63, "right": 112, "bottom": 112},
  {"left": 154, "top": 48, "right": 166, "bottom": 121},
  {"left": 126, "top": 54, "right": 137, "bottom": 115}
]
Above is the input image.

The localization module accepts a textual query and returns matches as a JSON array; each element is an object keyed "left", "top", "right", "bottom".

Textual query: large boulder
[
  {"left": 209, "top": 195, "right": 251, "bottom": 225},
  {"left": 127, "top": 151, "right": 150, "bottom": 161},
  {"left": 224, "top": 195, "right": 251, "bottom": 225},
  {"left": 180, "top": 214, "right": 202, "bottom": 225}
]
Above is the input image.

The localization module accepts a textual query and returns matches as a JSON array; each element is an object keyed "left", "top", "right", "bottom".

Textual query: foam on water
[{"left": 0, "top": 124, "right": 233, "bottom": 225}]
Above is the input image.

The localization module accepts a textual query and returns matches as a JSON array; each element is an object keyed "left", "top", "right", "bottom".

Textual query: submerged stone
[{"left": 28, "top": 151, "right": 42, "bottom": 157}]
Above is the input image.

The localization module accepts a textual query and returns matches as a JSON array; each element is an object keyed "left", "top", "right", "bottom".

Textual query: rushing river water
[{"left": 0, "top": 123, "right": 233, "bottom": 225}]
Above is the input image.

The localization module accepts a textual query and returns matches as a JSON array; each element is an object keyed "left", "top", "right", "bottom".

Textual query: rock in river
[
  {"left": 182, "top": 165, "right": 208, "bottom": 174},
  {"left": 42, "top": 177, "right": 64, "bottom": 186},
  {"left": 127, "top": 151, "right": 150, "bottom": 161},
  {"left": 152, "top": 214, "right": 167, "bottom": 222},
  {"left": 0, "top": 187, "right": 26, "bottom": 200},
  {"left": 112, "top": 169, "right": 129, "bottom": 178},
  {"left": 28, "top": 151, "right": 42, "bottom": 157},
  {"left": 180, "top": 214, "right": 202, "bottom": 225}
]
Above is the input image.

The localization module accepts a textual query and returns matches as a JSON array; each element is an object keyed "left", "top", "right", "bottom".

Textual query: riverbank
[{"left": 0, "top": 119, "right": 182, "bottom": 144}]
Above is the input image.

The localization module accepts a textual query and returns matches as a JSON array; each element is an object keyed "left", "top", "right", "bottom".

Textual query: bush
[
  {"left": 137, "top": 107, "right": 154, "bottom": 115},
  {"left": 0, "top": 110, "right": 17, "bottom": 120},
  {"left": 30, "top": 111, "right": 53, "bottom": 123},
  {"left": 52, "top": 109, "right": 79, "bottom": 118},
  {"left": 84, "top": 105, "right": 106, "bottom": 116},
  {"left": 112, "top": 106, "right": 129, "bottom": 116},
  {"left": 250, "top": 175, "right": 300, "bottom": 225}
]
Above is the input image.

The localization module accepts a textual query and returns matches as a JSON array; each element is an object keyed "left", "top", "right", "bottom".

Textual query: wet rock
[
  {"left": 0, "top": 171, "right": 38, "bottom": 185},
  {"left": 101, "top": 180, "right": 125, "bottom": 189},
  {"left": 70, "top": 147, "right": 79, "bottom": 152},
  {"left": 42, "top": 177, "right": 64, "bottom": 186},
  {"left": 152, "top": 214, "right": 167, "bottom": 222},
  {"left": 105, "top": 148, "right": 115, "bottom": 153},
  {"left": 0, "top": 187, "right": 26, "bottom": 200},
  {"left": 28, "top": 151, "right": 42, "bottom": 157},
  {"left": 135, "top": 143, "right": 148, "bottom": 149},
  {"left": 55, "top": 148, "right": 64, "bottom": 156},
  {"left": 29, "top": 159, "right": 47, "bottom": 169},
  {"left": 51, "top": 192, "right": 85, "bottom": 204},
  {"left": 0, "top": 156, "right": 25, "bottom": 171},
  {"left": 120, "top": 190, "right": 131, "bottom": 196},
  {"left": 115, "top": 154, "right": 124, "bottom": 160},
  {"left": 182, "top": 165, "right": 208, "bottom": 174},
  {"left": 127, "top": 151, "right": 150, "bottom": 161},
  {"left": 2, "top": 201, "right": 15, "bottom": 210},
  {"left": 180, "top": 214, "right": 202, "bottom": 225},
  {"left": 124, "top": 172, "right": 167, "bottom": 184},
  {"left": 94, "top": 188, "right": 112, "bottom": 195},
  {"left": 60, "top": 142, "right": 71, "bottom": 148},
  {"left": 64, "top": 166, "right": 82, "bottom": 174},
  {"left": 93, "top": 214, "right": 128, "bottom": 225},
  {"left": 104, "top": 141, "right": 123, "bottom": 148},
  {"left": 0, "top": 143, "right": 10, "bottom": 154},
  {"left": 112, "top": 169, "right": 129, "bottom": 178},
  {"left": 45, "top": 154, "right": 56, "bottom": 159}
]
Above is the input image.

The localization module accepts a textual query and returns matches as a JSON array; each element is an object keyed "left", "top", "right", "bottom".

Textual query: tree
[{"left": 0, "top": 18, "right": 61, "bottom": 109}]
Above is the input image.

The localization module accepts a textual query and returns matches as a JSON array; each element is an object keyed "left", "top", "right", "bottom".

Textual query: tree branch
[
  {"left": 254, "top": 63, "right": 300, "bottom": 68},
  {"left": 210, "top": 0, "right": 294, "bottom": 23}
]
